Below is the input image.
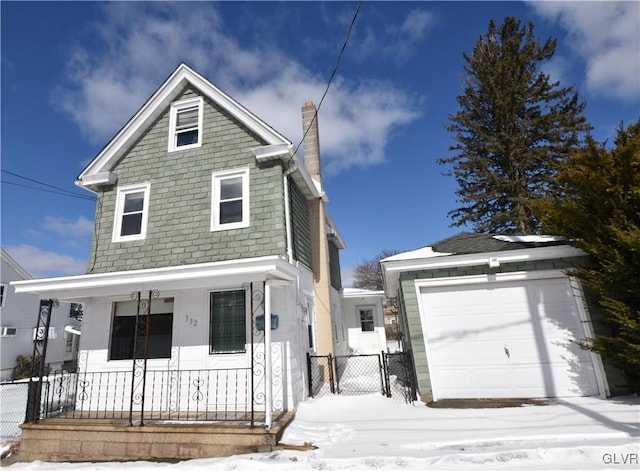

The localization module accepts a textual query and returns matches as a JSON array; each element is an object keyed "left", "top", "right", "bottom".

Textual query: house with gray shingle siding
[
  {"left": 382, "top": 232, "right": 613, "bottom": 403},
  {"left": 12, "top": 64, "right": 345, "bottom": 460}
]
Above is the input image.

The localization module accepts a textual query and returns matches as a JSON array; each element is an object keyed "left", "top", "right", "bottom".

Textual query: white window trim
[
  {"left": 1, "top": 327, "right": 17, "bottom": 337},
  {"left": 168, "top": 97, "right": 203, "bottom": 152},
  {"left": 211, "top": 168, "right": 250, "bottom": 231},
  {"left": 112, "top": 183, "right": 151, "bottom": 242},
  {"left": 357, "top": 305, "right": 376, "bottom": 333}
]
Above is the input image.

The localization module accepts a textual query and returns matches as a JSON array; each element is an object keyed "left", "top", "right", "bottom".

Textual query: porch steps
[{"left": 18, "top": 412, "right": 295, "bottom": 463}]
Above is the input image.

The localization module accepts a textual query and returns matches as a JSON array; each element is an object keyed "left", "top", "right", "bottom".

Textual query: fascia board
[
  {"left": 382, "top": 244, "right": 586, "bottom": 298},
  {"left": 341, "top": 289, "right": 385, "bottom": 298},
  {"left": 253, "top": 146, "right": 327, "bottom": 204},
  {"left": 252, "top": 144, "right": 292, "bottom": 161},
  {"left": 414, "top": 269, "right": 570, "bottom": 289},
  {"left": 78, "top": 64, "right": 292, "bottom": 184},
  {"left": 287, "top": 154, "right": 328, "bottom": 202},
  {"left": 11, "top": 256, "right": 298, "bottom": 298},
  {"left": 77, "top": 172, "right": 118, "bottom": 187}
]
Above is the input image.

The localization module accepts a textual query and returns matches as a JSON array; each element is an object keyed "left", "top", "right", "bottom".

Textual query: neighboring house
[
  {"left": 381, "top": 232, "right": 611, "bottom": 403},
  {"left": 339, "top": 288, "right": 386, "bottom": 355},
  {"left": 12, "top": 64, "right": 344, "bottom": 461},
  {"left": 1, "top": 248, "right": 80, "bottom": 381}
]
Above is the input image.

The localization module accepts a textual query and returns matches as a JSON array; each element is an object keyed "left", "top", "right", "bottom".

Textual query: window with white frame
[
  {"left": 0, "top": 284, "right": 6, "bottom": 308},
  {"left": 112, "top": 184, "right": 150, "bottom": 242},
  {"left": 211, "top": 168, "right": 250, "bottom": 231},
  {"left": 168, "top": 97, "right": 203, "bottom": 152},
  {"left": 1, "top": 327, "right": 17, "bottom": 337},
  {"left": 358, "top": 307, "right": 375, "bottom": 332}
]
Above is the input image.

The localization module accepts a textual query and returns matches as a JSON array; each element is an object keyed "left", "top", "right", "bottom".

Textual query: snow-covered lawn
[{"left": 3, "top": 393, "right": 639, "bottom": 470}]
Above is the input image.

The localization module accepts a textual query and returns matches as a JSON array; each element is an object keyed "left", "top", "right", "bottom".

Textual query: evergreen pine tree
[
  {"left": 439, "top": 17, "right": 591, "bottom": 233},
  {"left": 539, "top": 120, "right": 640, "bottom": 393}
]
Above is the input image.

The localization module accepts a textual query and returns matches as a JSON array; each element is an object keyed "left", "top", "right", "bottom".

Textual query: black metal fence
[
  {"left": 307, "top": 351, "right": 417, "bottom": 403},
  {"left": 23, "top": 367, "right": 263, "bottom": 424}
]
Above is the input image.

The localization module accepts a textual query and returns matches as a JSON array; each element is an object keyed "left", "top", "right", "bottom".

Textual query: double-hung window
[
  {"left": 210, "top": 290, "right": 246, "bottom": 354},
  {"left": 112, "top": 184, "right": 150, "bottom": 242},
  {"left": 358, "top": 307, "right": 375, "bottom": 332},
  {"left": 168, "top": 97, "right": 203, "bottom": 151},
  {"left": 211, "top": 168, "right": 250, "bottom": 231}
]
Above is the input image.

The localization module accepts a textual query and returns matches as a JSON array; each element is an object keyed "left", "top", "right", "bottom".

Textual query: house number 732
[{"left": 184, "top": 315, "right": 197, "bottom": 327}]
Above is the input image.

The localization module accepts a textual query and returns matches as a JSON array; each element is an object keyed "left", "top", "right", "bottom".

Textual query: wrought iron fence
[
  {"left": 33, "top": 368, "right": 260, "bottom": 424},
  {"left": 307, "top": 351, "right": 417, "bottom": 403}
]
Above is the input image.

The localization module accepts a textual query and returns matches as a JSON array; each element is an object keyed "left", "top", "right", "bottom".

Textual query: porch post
[
  {"left": 264, "top": 281, "right": 272, "bottom": 430},
  {"left": 25, "top": 299, "right": 56, "bottom": 424}
]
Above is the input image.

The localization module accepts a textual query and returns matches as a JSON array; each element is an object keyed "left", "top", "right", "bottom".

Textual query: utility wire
[
  {"left": 1, "top": 169, "right": 96, "bottom": 201},
  {"left": 290, "top": 0, "right": 362, "bottom": 163},
  {"left": 5, "top": 1, "right": 363, "bottom": 197}
]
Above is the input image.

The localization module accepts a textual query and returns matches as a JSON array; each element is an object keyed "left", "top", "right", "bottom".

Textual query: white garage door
[{"left": 420, "top": 277, "right": 599, "bottom": 399}]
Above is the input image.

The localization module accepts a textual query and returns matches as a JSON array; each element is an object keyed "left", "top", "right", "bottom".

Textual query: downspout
[
  {"left": 283, "top": 163, "right": 297, "bottom": 264},
  {"left": 264, "top": 280, "right": 273, "bottom": 430}
]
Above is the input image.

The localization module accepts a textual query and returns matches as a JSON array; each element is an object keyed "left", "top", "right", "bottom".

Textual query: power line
[
  {"left": 1, "top": 170, "right": 96, "bottom": 201},
  {"left": 290, "top": 0, "right": 362, "bottom": 163}
]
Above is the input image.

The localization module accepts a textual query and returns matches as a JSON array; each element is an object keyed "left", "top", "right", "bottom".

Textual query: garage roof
[
  {"left": 380, "top": 232, "right": 584, "bottom": 297},
  {"left": 430, "top": 232, "right": 570, "bottom": 255}
]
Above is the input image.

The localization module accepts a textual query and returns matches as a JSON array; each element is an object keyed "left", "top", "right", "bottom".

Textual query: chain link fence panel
[
  {"left": 335, "top": 354, "right": 385, "bottom": 396},
  {"left": 1, "top": 381, "right": 28, "bottom": 439}
]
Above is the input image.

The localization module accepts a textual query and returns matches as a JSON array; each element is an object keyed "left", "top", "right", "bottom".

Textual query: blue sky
[{"left": 1, "top": 1, "right": 639, "bottom": 284}]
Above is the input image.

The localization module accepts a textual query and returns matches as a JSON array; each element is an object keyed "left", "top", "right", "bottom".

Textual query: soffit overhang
[
  {"left": 11, "top": 256, "right": 298, "bottom": 301},
  {"left": 381, "top": 244, "right": 586, "bottom": 297}
]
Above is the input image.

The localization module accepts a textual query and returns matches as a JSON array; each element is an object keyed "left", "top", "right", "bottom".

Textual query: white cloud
[
  {"left": 5, "top": 245, "right": 88, "bottom": 278},
  {"left": 530, "top": 1, "right": 640, "bottom": 100},
  {"left": 43, "top": 215, "right": 94, "bottom": 238},
  {"left": 400, "top": 9, "right": 436, "bottom": 41},
  {"left": 52, "top": 2, "right": 421, "bottom": 174}
]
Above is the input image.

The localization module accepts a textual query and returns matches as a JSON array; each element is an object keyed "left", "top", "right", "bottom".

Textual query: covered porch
[{"left": 12, "top": 256, "right": 309, "bottom": 462}]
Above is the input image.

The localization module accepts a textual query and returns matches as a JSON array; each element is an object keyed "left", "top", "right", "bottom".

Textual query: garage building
[{"left": 381, "top": 232, "right": 612, "bottom": 403}]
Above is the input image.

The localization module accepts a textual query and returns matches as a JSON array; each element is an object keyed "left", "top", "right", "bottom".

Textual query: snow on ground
[{"left": 3, "top": 394, "right": 639, "bottom": 470}]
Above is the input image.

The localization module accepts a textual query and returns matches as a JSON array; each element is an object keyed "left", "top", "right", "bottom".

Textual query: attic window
[{"left": 169, "top": 97, "right": 203, "bottom": 152}]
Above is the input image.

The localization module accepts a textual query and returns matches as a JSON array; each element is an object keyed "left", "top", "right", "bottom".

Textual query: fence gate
[{"left": 307, "top": 351, "right": 416, "bottom": 403}]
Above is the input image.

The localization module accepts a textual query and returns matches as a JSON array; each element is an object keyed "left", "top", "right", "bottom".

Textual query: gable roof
[
  {"left": 1, "top": 248, "right": 32, "bottom": 281},
  {"left": 430, "top": 232, "right": 571, "bottom": 255},
  {"left": 76, "top": 63, "right": 292, "bottom": 190},
  {"left": 380, "top": 232, "right": 585, "bottom": 297}
]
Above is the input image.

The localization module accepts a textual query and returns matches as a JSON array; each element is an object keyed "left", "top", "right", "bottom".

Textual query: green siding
[
  {"left": 289, "top": 178, "right": 312, "bottom": 270},
  {"left": 88, "top": 86, "right": 287, "bottom": 273},
  {"left": 398, "top": 256, "right": 588, "bottom": 398}
]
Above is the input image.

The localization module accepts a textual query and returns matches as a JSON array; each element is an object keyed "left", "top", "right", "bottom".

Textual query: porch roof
[{"left": 11, "top": 256, "right": 298, "bottom": 301}]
